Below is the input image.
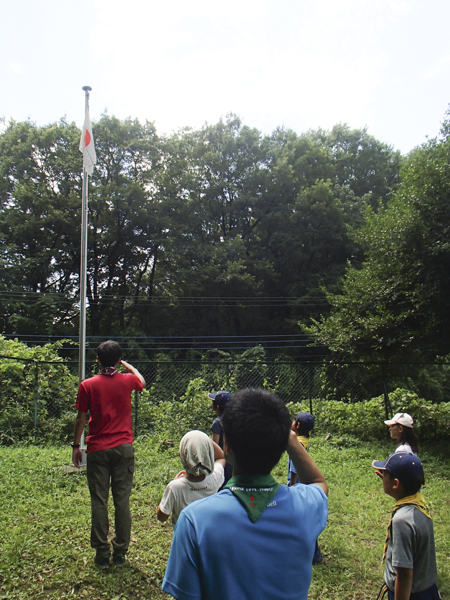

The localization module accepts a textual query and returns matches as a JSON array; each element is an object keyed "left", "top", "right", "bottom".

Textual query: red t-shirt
[{"left": 75, "top": 372, "right": 143, "bottom": 452}]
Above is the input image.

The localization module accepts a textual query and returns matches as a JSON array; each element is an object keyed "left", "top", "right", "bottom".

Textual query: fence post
[
  {"left": 381, "top": 364, "right": 391, "bottom": 420},
  {"left": 34, "top": 367, "right": 39, "bottom": 429},
  {"left": 134, "top": 390, "right": 139, "bottom": 435},
  {"left": 308, "top": 364, "right": 313, "bottom": 415},
  {"left": 226, "top": 363, "right": 230, "bottom": 392}
]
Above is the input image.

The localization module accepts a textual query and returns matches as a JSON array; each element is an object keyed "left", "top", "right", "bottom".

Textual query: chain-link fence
[{"left": 3, "top": 354, "right": 450, "bottom": 442}]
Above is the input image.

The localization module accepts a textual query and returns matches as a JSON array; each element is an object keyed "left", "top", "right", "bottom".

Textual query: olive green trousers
[{"left": 86, "top": 444, "right": 135, "bottom": 556}]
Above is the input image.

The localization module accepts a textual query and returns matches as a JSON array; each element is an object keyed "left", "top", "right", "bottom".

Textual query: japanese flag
[{"left": 79, "top": 107, "right": 96, "bottom": 175}]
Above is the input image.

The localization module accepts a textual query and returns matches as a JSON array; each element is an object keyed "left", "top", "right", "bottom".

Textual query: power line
[{"left": 0, "top": 291, "right": 329, "bottom": 308}]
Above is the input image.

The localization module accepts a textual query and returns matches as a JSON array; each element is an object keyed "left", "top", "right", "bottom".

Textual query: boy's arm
[
  {"left": 212, "top": 432, "right": 220, "bottom": 444},
  {"left": 394, "top": 567, "right": 413, "bottom": 600},
  {"left": 212, "top": 440, "right": 226, "bottom": 468},
  {"left": 157, "top": 506, "right": 170, "bottom": 522},
  {"left": 72, "top": 410, "right": 87, "bottom": 468},
  {"left": 157, "top": 484, "right": 174, "bottom": 522},
  {"left": 286, "top": 431, "right": 328, "bottom": 495},
  {"left": 120, "top": 360, "right": 146, "bottom": 388},
  {"left": 288, "top": 472, "right": 298, "bottom": 486}
]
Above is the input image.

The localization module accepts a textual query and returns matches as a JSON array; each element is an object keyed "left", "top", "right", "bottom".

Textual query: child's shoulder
[
  {"left": 166, "top": 475, "right": 190, "bottom": 491},
  {"left": 392, "top": 504, "right": 433, "bottom": 530},
  {"left": 211, "top": 416, "right": 222, "bottom": 431}
]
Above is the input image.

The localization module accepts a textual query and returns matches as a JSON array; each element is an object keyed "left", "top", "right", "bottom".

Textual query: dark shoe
[
  {"left": 95, "top": 554, "right": 110, "bottom": 569},
  {"left": 113, "top": 552, "right": 126, "bottom": 567}
]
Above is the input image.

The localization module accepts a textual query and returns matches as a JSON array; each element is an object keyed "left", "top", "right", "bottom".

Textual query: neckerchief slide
[
  {"left": 100, "top": 367, "right": 117, "bottom": 376},
  {"left": 224, "top": 474, "right": 280, "bottom": 523},
  {"left": 382, "top": 492, "right": 431, "bottom": 564}
]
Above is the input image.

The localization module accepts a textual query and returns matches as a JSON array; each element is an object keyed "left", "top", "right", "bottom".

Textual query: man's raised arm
[{"left": 120, "top": 360, "right": 146, "bottom": 388}]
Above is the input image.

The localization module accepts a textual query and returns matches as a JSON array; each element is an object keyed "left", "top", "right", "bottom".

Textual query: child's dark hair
[
  {"left": 212, "top": 400, "right": 225, "bottom": 415},
  {"left": 294, "top": 419, "right": 311, "bottom": 437},
  {"left": 97, "top": 340, "right": 122, "bottom": 367},
  {"left": 400, "top": 426, "right": 419, "bottom": 454},
  {"left": 222, "top": 388, "right": 291, "bottom": 475},
  {"left": 385, "top": 469, "right": 424, "bottom": 496}
]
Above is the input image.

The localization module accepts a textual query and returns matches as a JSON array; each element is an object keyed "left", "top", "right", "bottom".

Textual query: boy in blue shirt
[{"left": 163, "top": 388, "right": 328, "bottom": 600}]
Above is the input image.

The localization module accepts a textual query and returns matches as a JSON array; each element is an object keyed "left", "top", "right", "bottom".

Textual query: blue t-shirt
[
  {"left": 211, "top": 416, "right": 233, "bottom": 486},
  {"left": 162, "top": 483, "right": 328, "bottom": 600},
  {"left": 210, "top": 416, "right": 224, "bottom": 448}
]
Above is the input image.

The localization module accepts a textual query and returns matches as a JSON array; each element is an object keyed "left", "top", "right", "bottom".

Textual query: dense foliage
[
  {"left": 305, "top": 109, "right": 450, "bottom": 362},
  {"left": 0, "top": 114, "right": 401, "bottom": 353},
  {"left": 0, "top": 336, "right": 77, "bottom": 443},
  {"left": 141, "top": 383, "right": 450, "bottom": 446}
]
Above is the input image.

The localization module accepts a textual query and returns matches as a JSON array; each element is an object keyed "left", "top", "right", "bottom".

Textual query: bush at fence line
[
  {"left": 0, "top": 336, "right": 78, "bottom": 444},
  {"left": 286, "top": 389, "right": 450, "bottom": 443},
  {"left": 388, "top": 388, "right": 450, "bottom": 441},
  {"left": 136, "top": 377, "right": 213, "bottom": 441}
]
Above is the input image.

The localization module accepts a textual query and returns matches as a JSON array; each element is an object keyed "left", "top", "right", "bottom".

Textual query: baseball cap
[
  {"left": 384, "top": 412, "right": 414, "bottom": 428},
  {"left": 208, "top": 390, "right": 231, "bottom": 409},
  {"left": 372, "top": 452, "right": 424, "bottom": 487},
  {"left": 295, "top": 412, "right": 315, "bottom": 431}
]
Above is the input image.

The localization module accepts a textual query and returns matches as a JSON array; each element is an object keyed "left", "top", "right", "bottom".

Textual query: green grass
[{"left": 0, "top": 437, "right": 449, "bottom": 600}]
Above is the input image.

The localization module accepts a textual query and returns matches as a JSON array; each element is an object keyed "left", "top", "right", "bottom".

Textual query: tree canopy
[
  {"left": 0, "top": 112, "right": 405, "bottom": 356},
  {"left": 305, "top": 110, "right": 450, "bottom": 361}
]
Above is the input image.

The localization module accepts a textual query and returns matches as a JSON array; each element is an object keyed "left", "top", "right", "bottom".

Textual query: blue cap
[
  {"left": 295, "top": 412, "right": 315, "bottom": 431},
  {"left": 208, "top": 390, "right": 231, "bottom": 409},
  {"left": 372, "top": 452, "right": 424, "bottom": 487}
]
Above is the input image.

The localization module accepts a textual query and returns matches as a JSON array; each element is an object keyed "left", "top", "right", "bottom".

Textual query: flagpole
[
  {"left": 78, "top": 85, "right": 93, "bottom": 464},
  {"left": 79, "top": 85, "right": 92, "bottom": 385}
]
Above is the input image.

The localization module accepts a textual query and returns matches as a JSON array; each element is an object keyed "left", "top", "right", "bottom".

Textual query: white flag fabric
[{"left": 79, "top": 107, "right": 96, "bottom": 176}]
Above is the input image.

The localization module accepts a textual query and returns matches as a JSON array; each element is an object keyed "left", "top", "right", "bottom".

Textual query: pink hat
[{"left": 384, "top": 412, "right": 414, "bottom": 428}]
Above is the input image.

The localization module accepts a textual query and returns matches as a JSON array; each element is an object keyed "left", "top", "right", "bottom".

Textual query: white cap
[{"left": 384, "top": 412, "right": 414, "bottom": 428}]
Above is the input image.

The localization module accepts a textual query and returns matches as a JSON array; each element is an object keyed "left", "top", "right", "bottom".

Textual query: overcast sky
[{"left": 2, "top": 0, "right": 450, "bottom": 154}]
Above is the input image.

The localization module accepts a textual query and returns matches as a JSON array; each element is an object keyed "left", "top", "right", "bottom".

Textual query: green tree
[
  {"left": 82, "top": 115, "right": 163, "bottom": 336},
  {"left": 0, "top": 119, "right": 82, "bottom": 335},
  {"left": 0, "top": 114, "right": 403, "bottom": 356},
  {"left": 305, "top": 110, "right": 450, "bottom": 361},
  {"left": 313, "top": 123, "right": 402, "bottom": 208}
]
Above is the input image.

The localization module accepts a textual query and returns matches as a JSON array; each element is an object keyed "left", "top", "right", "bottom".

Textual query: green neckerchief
[{"left": 224, "top": 474, "right": 280, "bottom": 523}]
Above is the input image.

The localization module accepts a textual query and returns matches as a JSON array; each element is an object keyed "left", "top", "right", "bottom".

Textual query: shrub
[
  {"left": 0, "top": 336, "right": 78, "bottom": 444},
  {"left": 136, "top": 377, "right": 213, "bottom": 443},
  {"left": 286, "top": 390, "right": 450, "bottom": 443}
]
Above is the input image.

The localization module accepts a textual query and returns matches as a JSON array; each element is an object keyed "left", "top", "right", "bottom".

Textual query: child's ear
[{"left": 392, "top": 478, "right": 401, "bottom": 490}]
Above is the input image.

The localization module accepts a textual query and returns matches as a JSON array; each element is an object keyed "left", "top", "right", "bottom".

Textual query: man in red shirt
[{"left": 72, "top": 340, "right": 146, "bottom": 569}]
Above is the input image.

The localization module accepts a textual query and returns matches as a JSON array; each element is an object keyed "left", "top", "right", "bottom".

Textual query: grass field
[{"left": 0, "top": 436, "right": 448, "bottom": 600}]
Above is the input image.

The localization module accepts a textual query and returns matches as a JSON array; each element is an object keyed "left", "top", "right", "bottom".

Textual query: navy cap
[
  {"left": 208, "top": 390, "right": 231, "bottom": 409},
  {"left": 295, "top": 412, "right": 315, "bottom": 431},
  {"left": 372, "top": 452, "right": 425, "bottom": 487}
]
